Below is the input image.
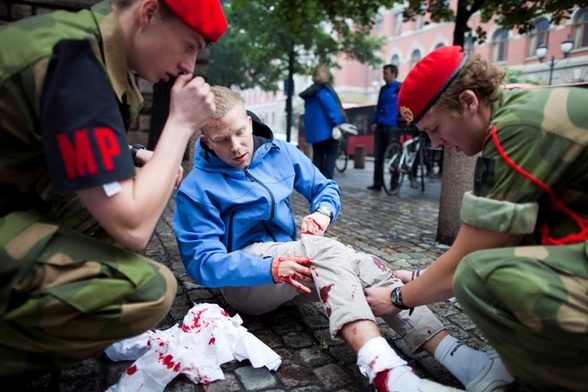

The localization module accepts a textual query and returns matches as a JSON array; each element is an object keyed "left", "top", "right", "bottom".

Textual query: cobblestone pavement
[{"left": 10, "top": 159, "right": 494, "bottom": 392}]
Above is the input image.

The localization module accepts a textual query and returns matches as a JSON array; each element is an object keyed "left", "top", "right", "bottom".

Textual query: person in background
[
  {"left": 0, "top": 0, "right": 226, "bottom": 377},
  {"left": 174, "top": 85, "right": 515, "bottom": 392},
  {"left": 365, "top": 45, "right": 588, "bottom": 391},
  {"left": 368, "top": 64, "right": 403, "bottom": 191},
  {"left": 299, "top": 64, "right": 346, "bottom": 180}
]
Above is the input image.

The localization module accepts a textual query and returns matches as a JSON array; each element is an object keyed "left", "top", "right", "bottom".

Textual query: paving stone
[
  {"left": 202, "top": 374, "right": 241, "bottom": 392},
  {"left": 298, "top": 346, "right": 333, "bottom": 368},
  {"left": 282, "top": 331, "right": 316, "bottom": 349},
  {"left": 235, "top": 366, "right": 278, "bottom": 390},
  {"left": 276, "top": 364, "right": 313, "bottom": 388},
  {"left": 312, "top": 363, "right": 352, "bottom": 390}
]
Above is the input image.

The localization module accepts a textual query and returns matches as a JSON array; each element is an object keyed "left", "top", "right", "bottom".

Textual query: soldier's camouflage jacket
[
  {"left": 0, "top": 0, "right": 142, "bottom": 233},
  {"left": 462, "top": 86, "right": 588, "bottom": 252}
]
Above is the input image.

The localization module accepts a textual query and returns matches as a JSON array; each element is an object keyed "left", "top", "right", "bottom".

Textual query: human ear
[
  {"left": 139, "top": 0, "right": 158, "bottom": 26},
  {"left": 459, "top": 90, "right": 478, "bottom": 116},
  {"left": 200, "top": 133, "right": 208, "bottom": 146}
]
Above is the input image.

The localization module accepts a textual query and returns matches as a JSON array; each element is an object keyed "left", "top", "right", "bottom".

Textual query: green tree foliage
[
  {"left": 209, "top": 0, "right": 588, "bottom": 89},
  {"left": 402, "top": 0, "right": 588, "bottom": 46},
  {"left": 208, "top": 0, "right": 392, "bottom": 90}
]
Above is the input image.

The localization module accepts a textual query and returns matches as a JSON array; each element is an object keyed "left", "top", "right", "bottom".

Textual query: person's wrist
[
  {"left": 270, "top": 258, "right": 279, "bottom": 283},
  {"left": 130, "top": 144, "right": 146, "bottom": 166},
  {"left": 390, "top": 286, "right": 414, "bottom": 316},
  {"left": 314, "top": 205, "right": 333, "bottom": 222}
]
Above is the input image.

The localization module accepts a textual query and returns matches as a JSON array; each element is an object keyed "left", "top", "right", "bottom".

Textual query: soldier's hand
[
  {"left": 393, "top": 269, "right": 425, "bottom": 284},
  {"left": 300, "top": 212, "right": 330, "bottom": 236},
  {"left": 271, "top": 255, "right": 313, "bottom": 294},
  {"left": 132, "top": 148, "right": 184, "bottom": 188},
  {"left": 364, "top": 287, "right": 401, "bottom": 317},
  {"left": 169, "top": 74, "right": 215, "bottom": 132}
]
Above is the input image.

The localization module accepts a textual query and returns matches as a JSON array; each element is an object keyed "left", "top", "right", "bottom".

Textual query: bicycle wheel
[
  {"left": 383, "top": 141, "right": 403, "bottom": 196},
  {"left": 335, "top": 139, "right": 348, "bottom": 173}
]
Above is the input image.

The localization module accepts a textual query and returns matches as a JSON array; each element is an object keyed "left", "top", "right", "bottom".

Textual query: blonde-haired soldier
[{"left": 366, "top": 45, "right": 588, "bottom": 391}]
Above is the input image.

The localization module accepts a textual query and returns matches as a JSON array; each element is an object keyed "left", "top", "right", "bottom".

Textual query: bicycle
[
  {"left": 383, "top": 129, "right": 427, "bottom": 196},
  {"left": 334, "top": 123, "right": 358, "bottom": 173}
]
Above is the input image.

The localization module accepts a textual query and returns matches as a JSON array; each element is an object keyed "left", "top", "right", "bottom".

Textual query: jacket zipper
[{"left": 244, "top": 169, "right": 277, "bottom": 240}]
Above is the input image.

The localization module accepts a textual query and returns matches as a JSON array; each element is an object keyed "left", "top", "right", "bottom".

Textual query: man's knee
[{"left": 124, "top": 259, "right": 177, "bottom": 333}]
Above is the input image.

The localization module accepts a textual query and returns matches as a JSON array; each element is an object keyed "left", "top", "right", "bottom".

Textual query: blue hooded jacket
[
  {"left": 300, "top": 83, "right": 345, "bottom": 144},
  {"left": 173, "top": 119, "right": 341, "bottom": 288}
]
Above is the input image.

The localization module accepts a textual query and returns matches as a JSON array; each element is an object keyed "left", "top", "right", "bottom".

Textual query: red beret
[
  {"left": 162, "top": 0, "right": 227, "bottom": 44},
  {"left": 398, "top": 46, "right": 468, "bottom": 125}
]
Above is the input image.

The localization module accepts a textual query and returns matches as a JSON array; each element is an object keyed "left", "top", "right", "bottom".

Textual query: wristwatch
[
  {"left": 130, "top": 144, "right": 146, "bottom": 166},
  {"left": 315, "top": 205, "right": 333, "bottom": 221},
  {"left": 390, "top": 287, "right": 414, "bottom": 316}
]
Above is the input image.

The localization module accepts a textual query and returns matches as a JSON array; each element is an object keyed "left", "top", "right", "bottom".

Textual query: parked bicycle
[
  {"left": 334, "top": 123, "right": 358, "bottom": 173},
  {"left": 383, "top": 129, "right": 430, "bottom": 196}
]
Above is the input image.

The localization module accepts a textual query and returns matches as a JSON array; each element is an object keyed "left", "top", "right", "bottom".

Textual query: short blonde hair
[
  {"left": 210, "top": 86, "right": 245, "bottom": 120},
  {"left": 312, "top": 64, "right": 331, "bottom": 84}
]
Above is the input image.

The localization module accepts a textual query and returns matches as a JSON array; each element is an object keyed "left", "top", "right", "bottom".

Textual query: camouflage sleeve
[
  {"left": 40, "top": 39, "right": 135, "bottom": 194},
  {"left": 460, "top": 191, "right": 538, "bottom": 233},
  {"left": 463, "top": 86, "right": 588, "bottom": 234}
]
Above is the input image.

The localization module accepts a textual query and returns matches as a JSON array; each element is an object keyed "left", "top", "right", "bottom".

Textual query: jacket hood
[
  {"left": 299, "top": 82, "right": 323, "bottom": 100},
  {"left": 247, "top": 110, "right": 273, "bottom": 139}
]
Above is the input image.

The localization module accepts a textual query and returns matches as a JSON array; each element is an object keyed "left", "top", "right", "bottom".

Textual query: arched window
[
  {"left": 435, "top": 42, "right": 445, "bottom": 49},
  {"left": 574, "top": 9, "right": 588, "bottom": 48},
  {"left": 410, "top": 49, "right": 422, "bottom": 69},
  {"left": 528, "top": 17, "right": 550, "bottom": 57},
  {"left": 492, "top": 28, "right": 509, "bottom": 62},
  {"left": 390, "top": 54, "right": 400, "bottom": 66}
]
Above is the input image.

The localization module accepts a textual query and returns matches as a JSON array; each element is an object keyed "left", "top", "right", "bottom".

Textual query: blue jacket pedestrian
[{"left": 299, "top": 65, "right": 346, "bottom": 179}]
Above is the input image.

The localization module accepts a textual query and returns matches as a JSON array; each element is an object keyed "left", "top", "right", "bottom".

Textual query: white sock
[
  {"left": 357, "top": 337, "right": 420, "bottom": 391},
  {"left": 434, "top": 335, "right": 489, "bottom": 386}
]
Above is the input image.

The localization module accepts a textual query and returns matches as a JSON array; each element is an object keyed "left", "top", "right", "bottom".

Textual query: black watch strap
[
  {"left": 390, "top": 287, "right": 414, "bottom": 316},
  {"left": 130, "top": 144, "right": 146, "bottom": 166}
]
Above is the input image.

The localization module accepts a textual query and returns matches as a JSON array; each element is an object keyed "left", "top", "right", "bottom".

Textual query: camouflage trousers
[
  {"left": 0, "top": 210, "right": 177, "bottom": 376},
  {"left": 453, "top": 242, "right": 588, "bottom": 391}
]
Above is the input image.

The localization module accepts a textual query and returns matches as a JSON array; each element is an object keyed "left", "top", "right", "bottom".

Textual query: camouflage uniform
[
  {"left": 454, "top": 87, "right": 588, "bottom": 391},
  {"left": 0, "top": 1, "right": 176, "bottom": 375}
]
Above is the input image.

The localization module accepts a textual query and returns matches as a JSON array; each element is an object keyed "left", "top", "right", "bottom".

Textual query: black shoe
[{"left": 367, "top": 184, "right": 382, "bottom": 190}]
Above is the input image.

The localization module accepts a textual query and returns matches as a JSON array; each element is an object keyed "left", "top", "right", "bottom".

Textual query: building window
[
  {"left": 410, "top": 49, "right": 422, "bottom": 69},
  {"left": 394, "top": 12, "right": 403, "bottom": 37},
  {"left": 416, "top": 15, "right": 424, "bottom": 30},
  {"left": 464, "top": 35, "right": 474, "bottom": 53},
  {"left": 390, "top": 54, "right": 400, "bottom": 66},
  {"left": 492, "top": 28, "right": 509, "bottom": 62},
  {"left": 528, "top": 17, "right": 550, "bottom": 57},
  {"left": 574, "top": 9, "right": 588, "bottom": 48},
  {"left": 375, "top": 18, "right": 383, "bottom": 36}
]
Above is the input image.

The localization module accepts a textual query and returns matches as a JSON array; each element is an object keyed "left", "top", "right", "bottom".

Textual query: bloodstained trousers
[{"left": 221, "top": 235, "right": 445, "bottom": 354}]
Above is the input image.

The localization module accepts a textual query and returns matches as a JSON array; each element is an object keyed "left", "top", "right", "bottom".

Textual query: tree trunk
[
  {"left": 435, "top": 150, "right": 478, "bottom": 245},
  {"left": 435, "top": 0, "right": 486, "bottom": 245}
]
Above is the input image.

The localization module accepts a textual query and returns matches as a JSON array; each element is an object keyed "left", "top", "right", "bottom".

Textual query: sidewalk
[{"left": 14, "top": 159, "right": 492, "bottom": 392}]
